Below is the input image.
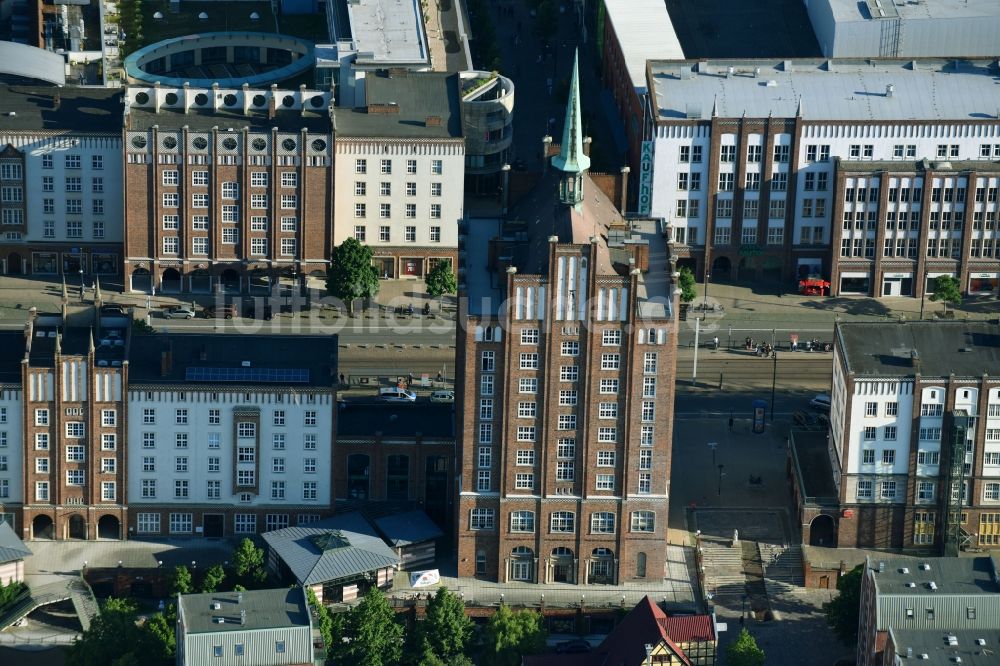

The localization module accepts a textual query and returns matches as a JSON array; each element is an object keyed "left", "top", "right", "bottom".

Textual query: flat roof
[
  {"left": 0, "top": 86, "right": 122, "bottom": 132},
  {"left": 648, "top": 59, "right": 1000, "bottom": 122},
  {"left": 870, "top": 555, "right": 1000, "bottom": 597},
  {"left": 337, "top": 402, "right": 454, "bottom": 438},
  {"left": 126, "top": 106, "right": 330, "bottom": 133},
  {"left": 889, "top": 629, "right": 1000, "bottom": 665},
  {"left": 603, "top": 0, "right": 683, "bottom": 91},
  {"left": 128, "top": 334, "right": 337, "bottom": 387},
  {"left": 837, "top": 322, "right": 1000, "bottom": 378},
  {"left": 343, "top": 0, "right": 427, "bottom": 64},
  {"left": 178, "top": 587, "right": 309, "bottom": 634},
  {"left": 837, "top": 158, "right": 1000, "bottom": 174},
  {"left": 790, "top": 429, "right": 838, "bottom": 500},
  {"left": 824, "top": 0, "right": 1000, "bottom": 22},
  {"left": 333, "top": 71, "right": 462, "bottom": 139}
]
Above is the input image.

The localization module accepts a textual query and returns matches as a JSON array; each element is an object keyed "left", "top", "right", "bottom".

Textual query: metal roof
[
  {"left": 648, "top": 59, "right": 1000, "bottom": 122},
  {"left": 373, "top": 510, "right": 443, "bottom": 547},
  {"left": 0, "top": 42, "right": 66, "bottom": 85},
  {"left": 603, "top": 0, "right": 683, "bottom": 91},
  {"left": 837, "top": 321, "right": 1000, "bottom": 379},
  {"left": 178, "top": 587, "right": 309, "bottom": 634},
  {"left": 261, "top": 513, "right": 399, "bottom": 585},
  {"left": 888, "top": 628, "right": 1000, "bottom": 665},
  {"left": 0, "top": 521, "right": 31, "bottom": 565},
  {"left": 338, "top": 0, "right": 428, "bottom": 64},
  {"left": 823, "top": 0, "right": 1000, "bottom": 22},
  {"left": 870, "top": 555, "right": 1000, "bottom": 597}
]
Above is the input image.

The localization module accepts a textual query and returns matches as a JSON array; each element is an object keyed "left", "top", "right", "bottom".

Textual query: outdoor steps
[
  {"left": 0, "top": 580, "right": 74, "bottom": 632},
  {"left": 700, "top": 540, "right": 746, "bottom": 598},
  {"left": 759, "top": 543, "right": 805, "bottom": 588},
  {"left": 68, "top": 578, "right": 100, "bottom": 632}
]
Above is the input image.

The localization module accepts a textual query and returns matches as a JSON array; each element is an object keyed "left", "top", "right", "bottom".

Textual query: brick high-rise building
[
  {"left": 122, "top": 85, "right": 334, "bottom": 295},
  {"left": 455, "top": 54, "right": 679, "bottom": 584}
]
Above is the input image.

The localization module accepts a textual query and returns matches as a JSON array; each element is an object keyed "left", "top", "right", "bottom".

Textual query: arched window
[{"left": 636, "top": 552, "right": 647, "bottom": 578}]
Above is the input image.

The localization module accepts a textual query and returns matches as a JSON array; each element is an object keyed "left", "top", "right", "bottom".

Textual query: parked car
[
  {"left": 163, "top": 306, "right": 196, "bottom": 319},
  {"left": 429, "top": 390, "right": 455, "bottom": 403},
  {"left": 205, "top": 304, "right": 238, "bottom": 320},
  {"left": 100, "top": 304, "right": 127, "bottom": 315},
  {"left": 809, "top": 394, "right": 831, "bottom": 411},
  {"left": 378, "top": 387, "right": 416, "bottom": 402},
  {"left": 245, "top": 303, "right": 273, "bottom": 320},
  {"left": 555, "top": 639, "right": 591, "bottom": 654}
]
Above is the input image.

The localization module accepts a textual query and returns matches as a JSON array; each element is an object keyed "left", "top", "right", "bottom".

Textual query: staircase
[
  {"left": 700, "top": 539, "right": 746, "bottom": 600},
  {"left": 68, "top": 578, "right": 100, "bottom": 632},
  {"left": 759, "top": 543, "right": 804, "bottom": 590},
  {"left": 0, "top": 581, "right": 74, "bottom": 631}
]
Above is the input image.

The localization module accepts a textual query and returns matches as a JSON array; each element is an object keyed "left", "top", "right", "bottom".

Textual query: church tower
[{"left": 551, "top": 50, "right": 590, "bottom": 208}]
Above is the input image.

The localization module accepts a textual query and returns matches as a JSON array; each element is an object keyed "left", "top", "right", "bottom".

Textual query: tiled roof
[
  {"left": 662, "top": 614, "right": 715, "bottom": 643},
  {"left": 596, "top": 596, "right": 694, "bottom": 666}
]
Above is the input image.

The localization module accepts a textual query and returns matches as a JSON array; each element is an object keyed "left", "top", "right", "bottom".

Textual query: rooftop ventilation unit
[
  {"left": 976, "top": 639, "right": 986, "bottom": 646},
  {"left": 906, "top": 582, "right": 916, "bottom": 588},
  {"left": 929, "top": 582, "right": 938, "bottom": 590},
  {"left": 878, "top": 561, "right": 886, "bottom": 573},
  {"left": 211, "top": 602, "right": 221, "bottom": 610},
  {"left": 901, "top": 567, "right": 909, "bottom": 574},
  {"left": 947, "top": 636, "right": 958, "bottom": 646},
  {"left": 920, "top": 563, "right": 931, "bottom": 571}
]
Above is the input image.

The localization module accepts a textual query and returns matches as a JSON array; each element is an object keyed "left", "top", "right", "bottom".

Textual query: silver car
[{"left": 164, "top": 306, "right": 196, "bottom": 319}]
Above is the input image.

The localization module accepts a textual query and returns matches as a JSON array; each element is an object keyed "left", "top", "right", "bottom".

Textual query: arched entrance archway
[
  {"left": 809, "top": 514, "right": 837, "bottom": 547},
  {"left": 131, "top": 267, "right": 152, "bottom": 293},
  {"left": 588, "top": 547, "right": 615, "bottom": 585},
  {"left": 68, "top": 514, "right": 87, "bottom": 540},
  {"left": 32, "top": 515, "right": 54, "bottom": 540},
  {"left": 97, "top": 515, "right": 121, "bottom": 540},
  {"left": 550, "top": 547, "right": 574, "bottom": 583},
  {"left": 220, "top": 269, "right": 242, "bottom": 294},
  {"left": 6, "top": 252, "right": 22, "bottom": 275},
  {"left": 161, "top": 268, "right": 182, "bottom": 293},
  {"left": 510, "top": 546, "right": 534, "bottom": 582},
  {"left": 190, "top": 268, "right": 212, "bottom": 293},
  {"left": 711, "top": 256, "right": 732, "bottom": 280}
]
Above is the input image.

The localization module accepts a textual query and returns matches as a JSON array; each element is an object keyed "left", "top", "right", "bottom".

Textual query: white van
[{"left": 378, "top": 387, "right": 417, "bottom": 402}]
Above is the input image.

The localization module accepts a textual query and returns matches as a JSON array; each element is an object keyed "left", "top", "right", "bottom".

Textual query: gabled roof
[
  {"left": 261, "top": 513, "right": 399, "bottom": 586},
  {"left": 595, "top": 596, "right": 694, "bottom": 666},
  {"left": 662, "top": 614, "right": 715, "bottom": 643},
  {"left": 0, "top": 521, "right": 31, "bottom": 565}
]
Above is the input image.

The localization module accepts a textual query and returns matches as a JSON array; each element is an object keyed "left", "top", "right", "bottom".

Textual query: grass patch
[{"left": 140, "top": 0, "right": 276, "bottom": 46}]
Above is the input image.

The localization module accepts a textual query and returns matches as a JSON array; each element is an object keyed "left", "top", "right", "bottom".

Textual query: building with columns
[
  {"left": 456, "top": 54, "right": 679, "bottom": 585},
  {"left": 807, "top": 321, "right": 1000, "bottom": 552},
  {"left": 644, "top": 58, "right": 1000, "bottom": 298}
]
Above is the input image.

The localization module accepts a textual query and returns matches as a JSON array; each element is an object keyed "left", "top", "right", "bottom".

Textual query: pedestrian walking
[
  {"left": 339, "top": 372, "right": 345, "bottom": 385},
  {"left": 407, "top": 372, "right": 413, "bottom": 386}
]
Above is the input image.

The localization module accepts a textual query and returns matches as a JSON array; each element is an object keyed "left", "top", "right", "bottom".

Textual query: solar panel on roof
[{"left": 184, "top": 367, "right": 310, "bottom": 383}]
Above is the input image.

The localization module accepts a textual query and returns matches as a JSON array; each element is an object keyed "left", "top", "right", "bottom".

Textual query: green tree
[
  {"left": 307, "top": 587, "right": 345, "bottom": 664},
  {"left": 424, "top": 259, "right": 458, "bottom": 311},
  {"left": 0, "top": 579, "right": 26, "bottom": 613},
  {"left": 727, "top": 628, "right": 765, "bottom": 666},
  {"left": 484, "top": 605, "right": 547, "bottom": 666},
  {"left": 823, "top": 564, "right": 864, "bottom": 644},
  {"left": 131, "top": 317, "right": 154, "bottom": 334},
  {"left": 414, "top": 587, "right": 473, "bottom": 662},
  {"left": 142, "top": 608, "right": 176, "bottom": 661},
  {"left": 326, "top": 238, "right": 380, "bottom": 315},
  {"left": 233, "top": 538, "right": 266, "bottom": 585},
  {"left": 342, "top": 588, "right": 403, "bottom": 666},
  {"left": 169, "top": 565, "right": 193, "bottom": 596},
  {"left": 677, "top": 266, "right": 697, "bottom": 304},
  {"left": 200, "top": 564, "right": 226, "bottom": 593},
  {"left": 929, "top": 274, "right": 962, "bottom": 313},
  {"left": 68, "top": 597, "right": 156, "bottom": 666}
]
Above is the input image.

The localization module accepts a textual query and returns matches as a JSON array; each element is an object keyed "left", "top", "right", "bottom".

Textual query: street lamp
[
  {"left": 770, "top": 349, "right": 778, "bottom": 423},
  {"left": 702, "top": 272, "right": 711, "bottom": 318},
  {"left": 717, "top": 464, "right": 725, "bottom": 497},
  {"left": 79, "top": 267, "right": 84, "bottom": 301}
]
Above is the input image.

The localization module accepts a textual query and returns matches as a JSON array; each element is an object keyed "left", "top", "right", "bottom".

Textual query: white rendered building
[{"left": 643, "top": 58, "right": 1000, "bottom": 298}]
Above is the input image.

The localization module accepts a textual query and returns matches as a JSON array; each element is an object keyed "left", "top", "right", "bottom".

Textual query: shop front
[
  {"left": 839, "top": 270, "right": 871, "bottom": 295},
  {"left": 968, "top": 272, "right": 999, "bottom": 295},
  {"left": 881, "top": 271, "right": 914, "bottom": 297}
]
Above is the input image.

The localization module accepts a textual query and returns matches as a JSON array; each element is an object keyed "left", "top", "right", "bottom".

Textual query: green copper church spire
[{"left": 552, "top": 49, "right": 589, "bottom": 206}]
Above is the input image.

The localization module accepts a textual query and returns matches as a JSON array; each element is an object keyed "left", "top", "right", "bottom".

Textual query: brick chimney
[
  {"left": 619, "top": 166, "right": 630, "bottom": 214},
  {"left": 268, "top": 84, "right": 278, "bottom": 120}
]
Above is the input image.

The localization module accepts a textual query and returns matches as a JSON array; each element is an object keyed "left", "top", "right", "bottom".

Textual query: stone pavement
[{"left": 389, "top": 544, "right": 698, "bottom": 611}]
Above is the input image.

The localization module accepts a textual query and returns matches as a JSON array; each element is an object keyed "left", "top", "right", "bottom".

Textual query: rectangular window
[
  {"left": 302, "top": 482, "right": 317, "bottom": 500},
  {"left": 638, "top": 474, "right": 651, "bottom": 493},
  {"left": 599, "top": 402, "right": 618, "bottom": 419},
  {"left": 519, "top": 378, "right": 537, "bottom": 394},
  {"left": 596, "top": 451, "right": 616, "bottom": 467},
  {"left": 514, "top": 473, "right": 534, "bottom": 490},
  {"left": 517, "top": 402, "right": 536, "bottom": 418},
  {"left": 880, "top": 481, "right": 897, "bottom": 499},
  {"left": 601, "top": 353, "right": 620, "bottom": 370},
  {"left": 558, "top": 390, "right": 577, "bottom": 406},
  {"left": 520, "top": 353, "right": 539, "bottom": 369},
  {"left": 598, "top": 427, "right": 617, "bottom": 443},
  {"left": 561, "top": 341, "right": 579, "bottom": 356},
  {"left": 557, "top": 414, "right": 577, "bottom": 430},
  {"left": 631, "top": 511, "right": 655, "bottom": 532},
  {"left": 556, "top": 461, "right": 574, "bottom": 481},
  {"left": 469, "top": 509, "right": 494, "bottom": 530},
  {"left": 599, "top": 379, "right": 618, "bottom": 394},
  {"left": 560, "top": 366, "right": 579, "bottom": 381}
]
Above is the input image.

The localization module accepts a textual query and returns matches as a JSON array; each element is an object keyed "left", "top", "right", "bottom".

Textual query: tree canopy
[
  {"left": 677, "top": 266, "right": 697, "bottom": 303},
  {"left": 424, "top": 259, "right": 458, "bottom": 303},
  {"left": 484, "top": 605, "right": 547, "bottom": 666},
  {"left": 337, "top": 588, "right": 403, "bottom": 666},
  {"left": 326, "top": 238, "right": 380, "bottom": 314},
  {"left": 414, "top": 587, "right": 473, "bottom": 662},
  {"left": 823, "top": 564, "right": 864, "bottom": 645},
  {"left": 726, "top": 628, "right": 766, "bottom": 666},
  {"left": 169, "top": 565, "right": 193, "bottom": 596},
  {"left": 232, "top": 538, "right": 266, "bottom": 585},
  {"left": 67, "top": 598, "right": 161, "bottom": 666},
  {"left": 928, "top": 275, "right": 962, "bottom": 312}
]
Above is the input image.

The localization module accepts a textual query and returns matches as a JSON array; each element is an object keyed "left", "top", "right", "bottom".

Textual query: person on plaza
[{"left": 712, "top": 336, "right": 719, "bottom": 350}]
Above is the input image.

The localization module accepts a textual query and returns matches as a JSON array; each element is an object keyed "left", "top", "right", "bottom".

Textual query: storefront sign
[
  {"left": 637, "top": 141, "right": 654, "bottom": 216},
  {"left": 884, "top": 272, "right": 912, "bottom": 279}
]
